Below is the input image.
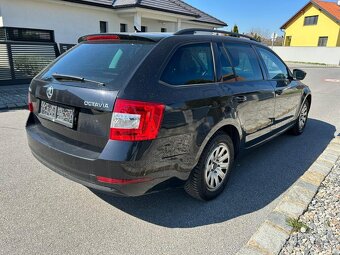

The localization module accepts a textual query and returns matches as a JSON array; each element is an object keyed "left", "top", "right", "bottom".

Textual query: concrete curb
[
  {"left": 236, "top": 136, "right": 340, "bottom": 255},
  {"left": 286, "top": 62, "right": 340, "bottom": 68}
]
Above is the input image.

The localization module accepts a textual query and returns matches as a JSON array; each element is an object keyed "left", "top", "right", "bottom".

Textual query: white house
[
  {"left": 0, "top": 0, "right": 227, "bottom": 46},
  {"left": 0, "top": 0, "right": 227, "bottom": 85}
]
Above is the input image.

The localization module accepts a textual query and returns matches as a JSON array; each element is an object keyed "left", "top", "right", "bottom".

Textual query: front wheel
[
  {"left": 185, "top": 132, "right": 234, "bottom": 201},
  {"left": 290, "top": 100, "right": 310, "bottom": 136}
]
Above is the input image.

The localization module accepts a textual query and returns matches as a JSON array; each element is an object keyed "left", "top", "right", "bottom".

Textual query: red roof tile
[{"left": 313, "top": 0, "right": 340, "bottom": 20}]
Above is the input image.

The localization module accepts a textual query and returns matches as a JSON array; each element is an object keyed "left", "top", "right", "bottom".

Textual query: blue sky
[{"left": 184, "top": 0, "right": 311, "bottom": 36}]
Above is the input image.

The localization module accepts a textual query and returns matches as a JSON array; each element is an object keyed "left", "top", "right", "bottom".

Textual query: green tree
[
  {"left": 232, "top": 25, "right": 239, "bottom": 34},
  {"left": 254, "top": 33, "right": 262, "bottom": 42},
  {"left": 250, "top": 32, "right": 262, "bottom": 42}
]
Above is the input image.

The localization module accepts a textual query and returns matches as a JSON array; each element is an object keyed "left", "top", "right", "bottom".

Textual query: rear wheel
[
  {"left": 185, "top": 132, "right": 234, "bottom": 201},
  {"left": 290, "top": 100, "right": 310, "bottom": 136}
]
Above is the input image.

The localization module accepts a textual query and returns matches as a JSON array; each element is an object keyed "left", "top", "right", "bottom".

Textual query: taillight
[
  {"left": 110, "top": 99, "right": 165, "bottom": 141},
  {"left": 28, "top": 93, "right": 33, "bottom": 112}
]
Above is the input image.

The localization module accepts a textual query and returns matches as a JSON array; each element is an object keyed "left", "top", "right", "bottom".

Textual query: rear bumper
[
  {"left": 26, "top": 122, "right": 183, "bottom": 197},
  {"left": 30, "top": 150, "right": 127, "bottom": 196}
]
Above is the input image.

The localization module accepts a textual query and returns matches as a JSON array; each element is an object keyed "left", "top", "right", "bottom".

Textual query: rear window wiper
[{"left": 52, "top": 73, "right": 105, "bottom": 87}]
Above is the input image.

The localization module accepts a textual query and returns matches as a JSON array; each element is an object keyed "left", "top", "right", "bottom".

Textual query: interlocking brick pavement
[{"left": 0, "top": 84, "right": 29, "bottom": 110}]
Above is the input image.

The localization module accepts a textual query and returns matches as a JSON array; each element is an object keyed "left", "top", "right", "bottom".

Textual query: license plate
[{"left": 40, "top": 101, "right": 74, "bottom": 128}]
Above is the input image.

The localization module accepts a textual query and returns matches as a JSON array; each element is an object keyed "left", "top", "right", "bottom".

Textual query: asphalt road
[{"left": 1, "top": 67, "right": 339, "bottom": 255}]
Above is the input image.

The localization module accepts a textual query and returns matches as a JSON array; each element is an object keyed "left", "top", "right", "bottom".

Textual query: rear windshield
[{"left": 41, "top": 41, "right": 155, "bottom": 89}]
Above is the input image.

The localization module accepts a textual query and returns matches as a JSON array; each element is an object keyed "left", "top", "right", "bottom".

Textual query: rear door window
[
  {"left": 41, "top": 41, "right": 155, "bottom": 90},
  {"left": 161, "top": 43, "right": 215, "bottom": 85},
  {"left": 256, "top": 47, "right": 289, "bottom": 80},
  {"left": 224, "top": 43, "right": 263, "bottom": 81}
]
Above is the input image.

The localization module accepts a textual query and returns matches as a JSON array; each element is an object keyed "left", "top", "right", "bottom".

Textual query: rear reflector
[
  {"left": 96, "top": 176, "right": 151, "bottom": 185},
  {"left": 28, "top": 93, "right": 33, "bottom": 112},
  {"left": 85, "top": 35, "right": 120, "bottom": 41},
  {"left": 110, "top": 99, "right": 165, "bottom": 141}
]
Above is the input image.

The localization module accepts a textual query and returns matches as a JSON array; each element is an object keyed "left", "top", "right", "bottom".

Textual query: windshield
[{"left": 41, "top": 41, "right": 155, "bottom": 89}]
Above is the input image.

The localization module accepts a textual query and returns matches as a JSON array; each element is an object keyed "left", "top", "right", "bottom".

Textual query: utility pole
[{"left": 271, "top": 32, "right": 278, "bottom": 48}]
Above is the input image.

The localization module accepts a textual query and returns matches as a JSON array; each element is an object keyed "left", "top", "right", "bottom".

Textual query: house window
[
  {"left": 161, "top": 28, "right": 167, "bottom": 33},
  {"left": 285, "top": 36, "right": 292, "bottom": 46},
  {"left": 141, "top": 26, "right": 147, "bottom": 32},
  {"left": 120, "top": 24, "right": 127, "bottom": 32},
  {"left": 304, "top": 15, "right": 318, "bottom": 26},
  {"left": 318, "top": 37, "right": 328, "bottom": 47},
  {"left": 100, "top": 21, "right": 108, "bottom": 33}
]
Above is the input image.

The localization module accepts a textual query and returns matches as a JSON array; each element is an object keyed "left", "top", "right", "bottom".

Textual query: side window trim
[
  {"left": 211, "top": 42, "right": 217, "bottom": 83},
  {"left": 214, "top": 42, "right": 237, "bottom": 83},
  {"left": 221, "top": 43, "right": 238, "bottom": 82},
  {"left": 159, "top": 42, "right": 217, "bottom": 87},
  {"left": 213, "top": 42, "right": 224, "bottom": 83}
]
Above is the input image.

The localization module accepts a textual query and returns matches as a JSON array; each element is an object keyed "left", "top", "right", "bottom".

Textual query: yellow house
[{"left": 281, "top": 0, "right": 340, "bottom": 47}]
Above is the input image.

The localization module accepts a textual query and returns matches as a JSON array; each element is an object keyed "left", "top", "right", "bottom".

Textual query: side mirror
[{"left": 293, "top": 69, "right": 306, "bottom": 80}]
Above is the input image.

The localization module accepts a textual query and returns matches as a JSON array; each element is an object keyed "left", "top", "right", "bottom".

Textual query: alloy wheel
[
  {"left": 299, "top": 103, "right": 308, "bottom": 130},
  {"left": 204, "top": 143, "right": 230, "bottom": 191}
]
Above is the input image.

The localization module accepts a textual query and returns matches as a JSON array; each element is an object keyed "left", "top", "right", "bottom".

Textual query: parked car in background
[{"left": 26, "top": 29, "right": 311, "bottom": 201}]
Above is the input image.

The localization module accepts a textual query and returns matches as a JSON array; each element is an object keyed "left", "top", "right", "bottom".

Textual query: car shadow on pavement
[{"left": 92, "top": 118, "right": 335, "bottom": 228}]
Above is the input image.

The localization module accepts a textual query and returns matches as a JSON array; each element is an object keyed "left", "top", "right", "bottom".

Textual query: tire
[
  {"left": 290, "top": 100, "right": 310, "bottom": 136},
  {"left": 185, "top": 132, "right": 234, "bottom": 201}
]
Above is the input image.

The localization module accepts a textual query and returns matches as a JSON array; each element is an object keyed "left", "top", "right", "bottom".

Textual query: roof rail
[{"left": 174, "top": 28, "right": 259, "bottom": 42}]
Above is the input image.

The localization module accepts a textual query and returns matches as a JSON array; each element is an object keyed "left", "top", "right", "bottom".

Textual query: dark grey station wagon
[{"left": 26, "top": 29, "right": 311, "bottom": 201}]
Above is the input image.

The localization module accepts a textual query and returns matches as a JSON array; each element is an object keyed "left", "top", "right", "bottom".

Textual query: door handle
[
  {"left": 233, "top": 96, "right": 247, "bottom": 103},
  {"left": 276, "top": 82, "right": 290, "bottom": 95},
  {"left": 275, "top": 87, "right": 288, "bottom": 95},
  {"left": 275, "top": 89, "right": 284, "bottom": 95}
]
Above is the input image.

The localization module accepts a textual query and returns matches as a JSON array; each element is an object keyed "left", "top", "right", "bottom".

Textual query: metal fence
[
  {"left": 0, "top": 27, "right": 59, "bottom": 86},
  {"left": 0, "top": 27, "right": 55, "bottom": 43}
]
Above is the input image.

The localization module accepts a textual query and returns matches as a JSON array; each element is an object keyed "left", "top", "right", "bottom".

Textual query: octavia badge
[{"left": 46, "top": 86, "right": 54, "bottom": 100}]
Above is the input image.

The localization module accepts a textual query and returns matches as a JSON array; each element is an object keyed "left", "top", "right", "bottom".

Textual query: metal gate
[{"left": 0, "top": 27, "right": 60, "bottom": 86}]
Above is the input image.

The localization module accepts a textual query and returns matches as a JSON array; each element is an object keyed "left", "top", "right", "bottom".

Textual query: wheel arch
[
  {"left": 294, "top": 88, "right": 312, "bottom": 120},
  {"left": 195, "top": 120, "right": 243, "bottom": 162},
  {"left": 219, "top": 125, "right": 241, "bottom": 158},
  {"left": 300, "top": 91, "right": 312, "bottom": 113},
  {"left": 305, "top": 94, "right": 312, "bottom": 107}
]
